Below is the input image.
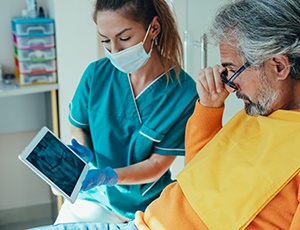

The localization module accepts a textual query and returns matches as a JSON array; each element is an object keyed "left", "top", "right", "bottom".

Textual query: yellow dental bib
[{"left": 177, "top": 109, "right": 300, "bottom": 230}]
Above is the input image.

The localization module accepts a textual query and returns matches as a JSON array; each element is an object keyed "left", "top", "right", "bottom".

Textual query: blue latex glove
[
  {"left": 68, "top": 138, "right": 93, "bottom": 163},
  {"left": 81, "top": 166, "right": 118, "bottom": 191}
]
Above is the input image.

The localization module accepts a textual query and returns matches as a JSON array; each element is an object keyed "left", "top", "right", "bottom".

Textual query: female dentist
[{"left": 55, "top": 0, "right": 198, "bottom": 224}]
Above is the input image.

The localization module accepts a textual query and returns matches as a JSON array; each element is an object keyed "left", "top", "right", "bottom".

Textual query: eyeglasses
[{"left": 220, "top": 61, "right": 250, "bottom": 90}]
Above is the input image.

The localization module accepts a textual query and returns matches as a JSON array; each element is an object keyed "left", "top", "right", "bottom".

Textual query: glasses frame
[{"left": 220, "top": 61, "right": 251, "bottom": 90}]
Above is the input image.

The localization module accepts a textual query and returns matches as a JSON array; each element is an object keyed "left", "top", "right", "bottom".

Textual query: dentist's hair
[
  {"left": 93, "top": 0, "right": 183, "bottom": 78},
  {"left": 211, "top": 0, "right": 300, "bottom": 79}
]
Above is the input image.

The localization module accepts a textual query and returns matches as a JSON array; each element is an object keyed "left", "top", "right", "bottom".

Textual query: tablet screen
[
  {"left": 19, "top": 126, "right": 89, "bottom": 203},
  {"left": 26, "top": 131, "right": 85, "bottom": 196}
]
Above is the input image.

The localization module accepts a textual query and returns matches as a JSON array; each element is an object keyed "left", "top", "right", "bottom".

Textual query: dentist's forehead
[{"left": 96, "top": 10, "right": 141, "bottom": 37}]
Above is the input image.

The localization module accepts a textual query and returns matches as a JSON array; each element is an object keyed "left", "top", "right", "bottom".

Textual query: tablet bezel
[{"left": 18, "top": 126, "right": 89, "bottom": 204}]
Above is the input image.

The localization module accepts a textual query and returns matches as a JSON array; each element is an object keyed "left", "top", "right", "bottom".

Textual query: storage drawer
[
  {"left": 14, "top": 46, "right": 56, "bottom": 61},
  {"left": 13, "top": 34, "right": 55, "bottom": 49},
  {"left": 11, "top": 17, "right": 54, "bottom": 36},
  {"left": 15, "top": 58, "right": 56, "bottom": 74},
  {"left": 16, "top": 71, "right": 57, "bottom": 85}
]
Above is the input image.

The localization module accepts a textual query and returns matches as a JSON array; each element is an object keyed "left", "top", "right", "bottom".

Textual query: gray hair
[{"left": 210, "top": 0, "right": 300, "bottom": 79}]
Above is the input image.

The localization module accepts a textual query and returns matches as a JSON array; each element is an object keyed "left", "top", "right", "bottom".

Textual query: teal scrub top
[{"left": 68, "top": 58, "right": 198, "bottom": 219}]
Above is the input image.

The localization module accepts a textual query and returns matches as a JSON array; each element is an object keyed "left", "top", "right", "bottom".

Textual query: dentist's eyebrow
[{"left": 99, "top": 28, "right": 133, "bottom": 38}]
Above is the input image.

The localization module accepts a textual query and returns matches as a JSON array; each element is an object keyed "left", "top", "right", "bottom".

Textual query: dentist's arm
[
  {"left": 70, "top": 125, "right": 92, "bottom": 149},
  {"left": 69, "top": 127, "right": 176, "bottom": 190}
]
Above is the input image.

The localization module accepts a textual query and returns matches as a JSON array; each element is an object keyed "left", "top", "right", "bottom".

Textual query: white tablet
[{"left": 19, "top": 126, "right": 89, "bottom": 204}]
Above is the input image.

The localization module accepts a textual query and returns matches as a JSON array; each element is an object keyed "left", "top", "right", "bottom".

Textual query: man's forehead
[{"left": 219, "top": 41, "right": 243, "bottom": 66}]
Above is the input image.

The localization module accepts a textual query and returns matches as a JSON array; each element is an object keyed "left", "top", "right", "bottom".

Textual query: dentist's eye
[
  {"left": 101, "top": 39, "right": 110, "bottom": 43},
  {"left": 120, "top": 37, "right": 130, "bottom": 41}
]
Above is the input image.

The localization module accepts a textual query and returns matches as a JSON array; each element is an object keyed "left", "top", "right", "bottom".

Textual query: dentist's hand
[
  {"left": 81, "top": 167, "right": 118, "bottom": 191},
  {"left": 68, "top": 138, "right": 93, "bottom": 163},
  {"left": 196, "top": 65, "right": 230, "bottom": 108}
]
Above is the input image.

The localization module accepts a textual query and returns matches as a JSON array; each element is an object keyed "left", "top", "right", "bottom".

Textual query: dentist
[{"left": 54, "top": 0, "right": 198, "bottom": 224}]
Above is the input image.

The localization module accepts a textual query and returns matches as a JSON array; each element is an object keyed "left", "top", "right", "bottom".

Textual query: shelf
[{"left": 0, "top": 83, "right": 59, "bottom": 98}]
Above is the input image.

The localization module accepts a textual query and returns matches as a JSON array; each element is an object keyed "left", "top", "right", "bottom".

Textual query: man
[{"left": 31, "top": 0, "right": 300, "bottom": 229}]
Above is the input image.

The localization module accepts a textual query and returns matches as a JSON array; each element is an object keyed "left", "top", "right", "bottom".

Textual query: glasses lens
[
  {"left": 220, "top": 61, "right": 250, "bottom": 90},
  {"left": 220, "top": 69, "right": 238, "bottom": 90},
  {"left": 226, "top": 81, "right": 238, "bottom": 90},
  {"left": 220, "top": 69, "right": 228, "bottom": 80}
]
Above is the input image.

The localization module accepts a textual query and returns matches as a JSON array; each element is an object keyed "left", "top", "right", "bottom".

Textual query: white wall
[
  {"left": 172, "top": 0, "right": 243, "bottom": 125},
  {"left": 49, "top": 0, "right": 99, "bottom": 143},
  {"left": 0, "top": 0, "right": 98, "bottom": 212}
]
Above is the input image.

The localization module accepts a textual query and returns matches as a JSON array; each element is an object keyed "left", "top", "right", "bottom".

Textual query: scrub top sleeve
[
  {"left": 68, "top": 62, "right": 95, "bottom": 129},
  {"left": 153, "top": 95, "right": 198, "bottom": 156}
]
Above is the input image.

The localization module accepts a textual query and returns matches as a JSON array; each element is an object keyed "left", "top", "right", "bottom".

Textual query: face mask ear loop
[
  {"left": 142, "top": 24, "right": 152, "bottom": 44},
  {"left": 149, "top": 38, "right": 154, "bottom": 50},
  {"left": 142, "top": 23, "right": 154, "bottom": 55},
  {"left": 154, "top": 37, "right": 158, "bottom": 46}
]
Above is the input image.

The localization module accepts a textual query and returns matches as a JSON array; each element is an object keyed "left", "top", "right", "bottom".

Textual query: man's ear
[
  {"left": 270, "top": 54, "right": 291, "bottom": 80},
  {"left": 150, "top": 16, "right": 161, "bottom": 38}
]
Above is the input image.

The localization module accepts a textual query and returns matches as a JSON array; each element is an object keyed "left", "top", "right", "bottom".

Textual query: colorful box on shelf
[
  {"left": 11, "top": 17, "right": 57, "bottom": 86},
  {"left": 13, "top": 34, "right": 55, "bottom": 49},
  {"left": 14, "top": 46, "right": 56, "bottom": 61},
  {"left": 15, "top": 69, "right": 57, "bottom": 85},
  {"left": 11, "top": 17, "right": 54, "bottom": 36},
  {"left": 14, "top": 57, "right": 56, "bottom": 74}
]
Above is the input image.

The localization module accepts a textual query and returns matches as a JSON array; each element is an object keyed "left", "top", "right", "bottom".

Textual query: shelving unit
[
  {"left": 11, "top": 17, "right": 57, "bottom": 86},
  {"left": 0, "top": 84, "right": 59, "bottom": 136},
  {"left": 0, "top": 83, "right": 59, "bottom": 133},
  {"left": 0, "top": 83, "right": 58, "bottom": 98}
]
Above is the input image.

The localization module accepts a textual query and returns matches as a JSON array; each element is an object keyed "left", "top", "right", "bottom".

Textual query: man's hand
[{"left": 196, "top": 65, "right": 230, "bottom": 108}]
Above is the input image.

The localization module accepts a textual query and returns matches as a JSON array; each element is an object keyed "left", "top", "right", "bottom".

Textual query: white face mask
[{"left": 104, "top": 24, "right": 154, "bottom": 74}]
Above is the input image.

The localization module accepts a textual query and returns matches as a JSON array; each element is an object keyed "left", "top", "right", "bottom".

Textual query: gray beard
[{"left": 236, "top": 90, "right": 278, "bottom": 117}]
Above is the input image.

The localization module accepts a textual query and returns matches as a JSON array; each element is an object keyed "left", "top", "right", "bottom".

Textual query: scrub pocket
[{"left": 133, "top": 124, "right": 165, "bottom": 162}]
